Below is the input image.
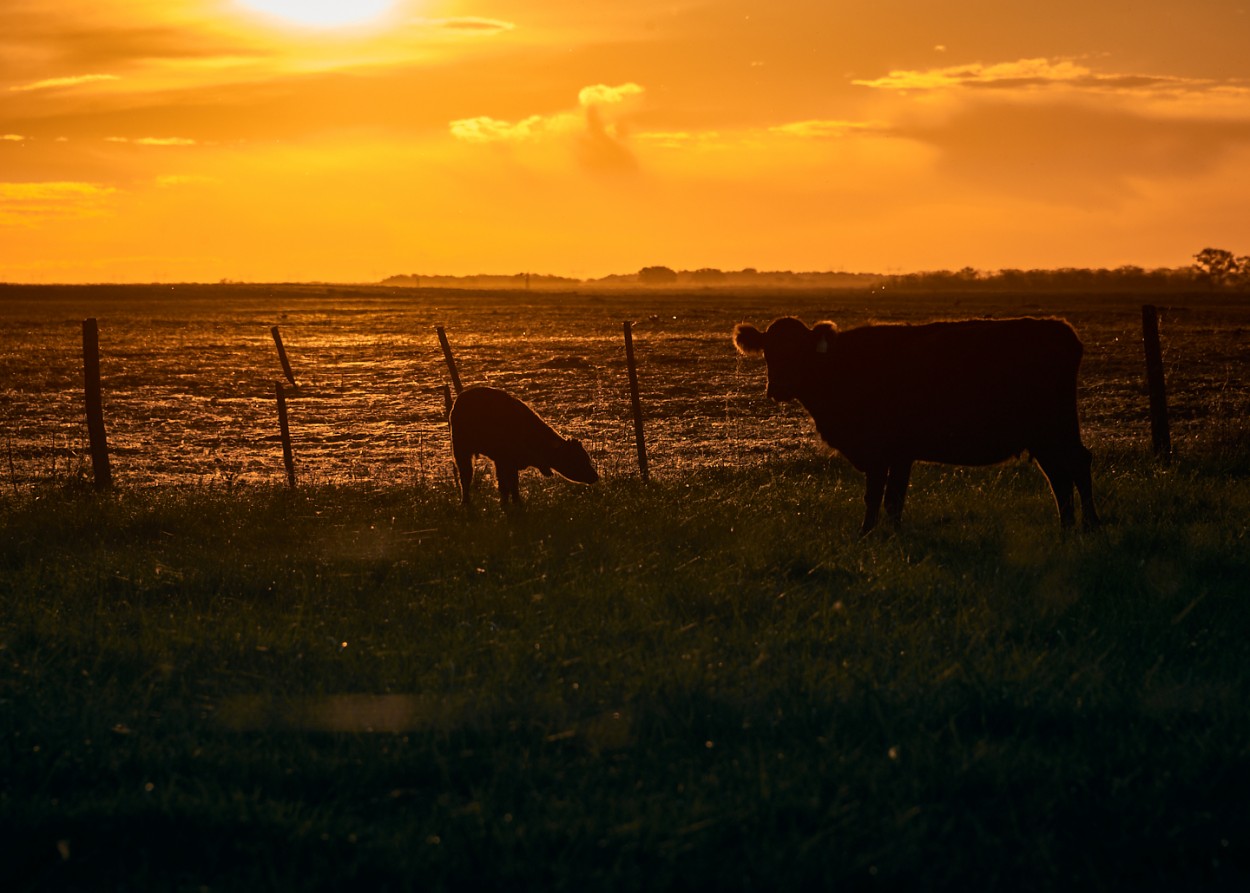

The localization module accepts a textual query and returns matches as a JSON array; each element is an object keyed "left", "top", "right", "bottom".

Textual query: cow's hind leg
[
  {"left": 1033, "top": 449, "right": 1076, "bottom": 528},
  {"left": 1072, "top": 443, "right": 1101, "bottom": 529},
  {"left": 454, "top": 446, "right": 475, "bottom": 506},
  {"left": 883, "top": 460, "right": 913, "bottom": 527},
  {"left": 860, "top": 465, "right": 887, "bottom": 536}
]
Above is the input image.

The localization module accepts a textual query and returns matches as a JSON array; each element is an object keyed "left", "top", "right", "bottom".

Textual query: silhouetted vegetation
[
  {"left": 638, "top": 265, "right": 679, "bottom": 284},
  {"left": 1193, "top": 247, "right": 1250, "bottom": 290},
  {"left": 380, "top": 272, "right": 581, "bottom": 289},
  {"left": 369, "top": 247, "right": 1250, "bottom": 294},
  {"left": 883, "top": 263, "right": 1205, "bottom": 294}
]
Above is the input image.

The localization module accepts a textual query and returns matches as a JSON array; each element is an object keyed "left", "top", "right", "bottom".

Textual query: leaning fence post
[
  {"left": 82, "top": 318, "right": 113, "bottom": 490},
  {"left": 623, "top": 320, "right": 649, "bottom": 483},
  {"left": 276, "top": 382, "right": 296, "bottom": 488},
  {"left": 271, "top": 325, "right": 296, "bottom": 386},
  {"left": 1141, "top": 304, "right": 1172, "bottom": 463},
  {"left": 436, "top": 326, "right": 463, "bottom": 395}
]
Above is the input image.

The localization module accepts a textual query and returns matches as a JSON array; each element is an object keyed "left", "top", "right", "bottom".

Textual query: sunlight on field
[{"left": 1, "top": 286, "right": 1247, "bottom": 493}]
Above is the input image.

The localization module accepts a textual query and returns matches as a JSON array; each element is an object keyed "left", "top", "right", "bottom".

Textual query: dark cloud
[
  {"left": 0, "top": 5, "right": 268, "bottom": 86},
  {"left": 961, "top": 72, "right": 1228, "bottom": 94},
  {"left": 577, "top": 106, "right": 638, "bottom": 174},
  {"left": 428, "top": 18, "right": 515, "bottom": 34},
  {"left": 899, "top": 100, "right": 1250, "bottom": 204}
]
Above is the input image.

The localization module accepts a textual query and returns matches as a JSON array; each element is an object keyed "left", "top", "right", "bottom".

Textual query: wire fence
[{"left": 1, "top": 285, "right": 1247, "bottom": 492}]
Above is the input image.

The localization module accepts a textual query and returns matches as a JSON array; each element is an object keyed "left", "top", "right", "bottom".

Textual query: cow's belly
[
  {"left": 831, "top": 428, "right": 1028, "bottom": 470},
  {"left": 913, "top": 440, "right": 1025, "bottom": 466},
  {"left": 904, "top": 414, "right": 1033, "bottom": 464}
]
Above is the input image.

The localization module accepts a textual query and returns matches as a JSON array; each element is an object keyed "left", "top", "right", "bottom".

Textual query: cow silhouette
[
  {"left": 450, "top": 386, "right": 599, "bottom": 505},
  {"left": 734, "top": 316, "right": 1100, "bottom": 534}
]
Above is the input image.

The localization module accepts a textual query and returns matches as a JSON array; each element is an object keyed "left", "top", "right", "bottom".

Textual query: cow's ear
[
  {"left": 733, "top": 323, "right": 766, "bottom": 356},
  {"left": 813, "top": 321, "right": 838, "bottom": 355}
]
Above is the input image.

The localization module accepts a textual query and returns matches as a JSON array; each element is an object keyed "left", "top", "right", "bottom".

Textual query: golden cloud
[
  {"left": 450, "top": 84, "right": 645, "bottom": 145},
  {"left": 0, "top": 181, "right": 118, "bottom": 225},
  {"left": 10, "top": 74, "right": 121, "bottom": 92},
  {"left": 852, "top": 56, "right": 1247, "bottom": 102},
  {"left": 578, "top": 83, "right": 644, "bottom": 107},
  {"left": 853, "top": 58, "right": 1091, "bottom": 90},
  {"left": 105, "top": 136, "right": 198, "bottom": 146},
  {"left": 155, "top": 174, "right": 222, "bottom": 188},
  {"left": 0, "top": 182, "right": 116, "bottom": 200},
  {"left": 448, "top": 115, "right": 550, "bottom": 143},
  {"left": 769, "top": 120, "right": 880, "bottom": 138}
]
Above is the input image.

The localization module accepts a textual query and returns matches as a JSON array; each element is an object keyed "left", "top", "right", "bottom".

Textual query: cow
[
  {"left": 449, "top": 386, "right": 599, "bottom": 506},
  {"left": 733, "top": 316, "right": 1100, "bottom": 534}
]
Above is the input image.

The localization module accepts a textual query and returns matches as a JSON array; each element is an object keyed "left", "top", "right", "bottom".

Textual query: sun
[{"left": 237, "top": 0, "right": 397, "bottom": 28}]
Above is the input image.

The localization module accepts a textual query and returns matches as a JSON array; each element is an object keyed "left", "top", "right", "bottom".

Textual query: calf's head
[
  {"left": 554, "top": 438, "right": 600, "bottom": 485},
  {"left": 733, "top": 317, "right": 837, "bottom": 401}
]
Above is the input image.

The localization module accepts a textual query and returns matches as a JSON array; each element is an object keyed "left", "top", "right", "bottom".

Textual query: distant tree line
[
  {"left": 882, "top": 249, "right": 1249, "bottom": 293},
  {"left": 380, "top": 272, "right": 581, "bottom": 289},
  {"left": 1192, "top": 247, "right": 1250, "bottom": 290},
  {"left": 614, "top": 266, "right": 884, "bottom": 288},
  {"left": 373, "top": 248, "right": 1248, "bottom": 293}
]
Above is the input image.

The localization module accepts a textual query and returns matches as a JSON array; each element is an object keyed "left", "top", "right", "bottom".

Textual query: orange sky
[{"left": 3, "top": 0, "right": 1249, "bottom": 283}]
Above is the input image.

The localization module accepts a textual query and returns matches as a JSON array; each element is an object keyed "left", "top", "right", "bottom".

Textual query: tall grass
[{"left": 3, "top": 449, "right": 1249, "bottom": 890}]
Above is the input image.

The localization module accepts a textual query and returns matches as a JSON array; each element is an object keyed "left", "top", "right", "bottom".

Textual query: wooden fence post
[
  {"left": 1141, "top": 304, "right": 1172, "bottom": 463},
  {"left": 82, "top": 318, "right": 113, "bottom": 490},
  {"left": 436, "top": 326, "right": 463, "bottom": 395},
  {"left": 623, "top": 321, "right": 649, "bottom": 483},
  {"left": 276, "top": 382, "right": 296, "bottom": 488},
  {"left": 271, "top": 325, "right": 296, "bottom": 386}
]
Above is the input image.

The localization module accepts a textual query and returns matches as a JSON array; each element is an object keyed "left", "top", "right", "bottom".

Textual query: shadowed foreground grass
[{"left": 3, "top": 452, "right": 1249, "bottom": 891}]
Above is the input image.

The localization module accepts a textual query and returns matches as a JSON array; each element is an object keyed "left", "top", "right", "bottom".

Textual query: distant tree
[
  {"left": 1193, "top": 247, "right": 1247, "bottom": 289},
  {"left": 690, "top": 268, "right": 726, "bottom": 283},
  {"left": 638, "top": 265, "right": 678, "bottom": 284}
]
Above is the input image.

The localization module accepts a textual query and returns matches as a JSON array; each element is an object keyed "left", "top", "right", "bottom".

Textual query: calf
[
  {"left": 449, "top": 386, "right": 599, "bottom": 505},
  {"left": 733, "top": 316, "right": 1100, "bottom": 534}
]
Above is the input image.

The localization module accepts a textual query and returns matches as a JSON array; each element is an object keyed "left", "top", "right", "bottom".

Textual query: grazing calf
[
  {"left": 733, "top": 316, "right": 1100, "bottom": 534},
  {"left": 450, "top": 386, "right": 599, "bottom": 505}
]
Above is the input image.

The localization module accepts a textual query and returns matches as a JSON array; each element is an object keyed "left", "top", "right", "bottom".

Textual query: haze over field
[{"left": 3, "top": 1, "right": 1249, "bottom": 283}]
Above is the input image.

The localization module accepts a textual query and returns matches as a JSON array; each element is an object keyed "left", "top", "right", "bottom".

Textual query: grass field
[{"left": 2, "top": 285, "right": 1249, "bottom": 890}]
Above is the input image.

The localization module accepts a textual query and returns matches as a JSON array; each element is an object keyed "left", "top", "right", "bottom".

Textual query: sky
[{"left": 2, "top": 0, "right": 1249, "bottom": 283}]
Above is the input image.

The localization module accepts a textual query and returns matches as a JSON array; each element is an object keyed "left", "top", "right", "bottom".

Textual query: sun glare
[{"left": 237, "top": 0, "right": 396, "bottom": 28}]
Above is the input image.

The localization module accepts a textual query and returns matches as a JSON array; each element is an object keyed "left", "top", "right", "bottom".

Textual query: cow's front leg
[
  {"left": 495, "top": 462, "right": 521, "bottom": 503},
  {"left": 883, "top": 460, "right": 913, "bottom": 527},
  {"left": 861, "top": 465, "right": 887, "bottom": 536}
]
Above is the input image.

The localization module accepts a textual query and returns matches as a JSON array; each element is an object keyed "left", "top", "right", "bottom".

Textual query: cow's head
[{"left": 733, "top": 317, "right": 837, "bottom": 402}]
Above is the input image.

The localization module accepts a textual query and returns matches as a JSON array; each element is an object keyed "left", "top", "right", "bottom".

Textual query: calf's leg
[{"left": 454, "top": 446, "right": 474, "bottom": 506}]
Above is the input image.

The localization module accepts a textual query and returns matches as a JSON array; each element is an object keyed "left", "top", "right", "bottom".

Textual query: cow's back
[{"left": 815, "top": 318, "right": 1084, "bottom": 465}]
